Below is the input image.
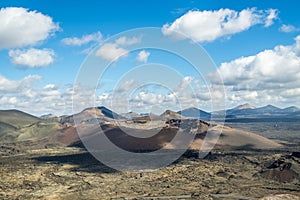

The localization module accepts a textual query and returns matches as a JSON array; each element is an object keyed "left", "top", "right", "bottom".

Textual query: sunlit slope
[{"left": 0, "top": 109, "right": 40, "bottom": 128}]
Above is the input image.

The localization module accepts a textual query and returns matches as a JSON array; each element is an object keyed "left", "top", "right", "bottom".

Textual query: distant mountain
[
  {"left": 233, "top": 103, "right": 256, "bottom": 110},
  {"left": 180, "top": 104, "right": 300, "bottom": 119},
  {"left": 40, "top": 113, "right": 55, "bottom": 119},
  {"left": 178, "top": 107, "right": 211, "bottom": 120},
  {"left": 224, "top": 104, "right": 300, "bottom": 118},
  {"left": 282, "top": 106, "right": 300, "bottom": 113},
  {"left": 254, "top": 104, "right": 282, "bottom": 114},
  {"left": 160, "top": 110, "right": 183, "bottom": 119}
]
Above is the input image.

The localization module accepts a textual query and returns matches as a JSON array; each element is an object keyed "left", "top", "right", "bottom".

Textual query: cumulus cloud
[
  {"left": 136, "top": 50, "right": 150, "bottom": 63},
  {"left": 279, "top": 24, "right": 300, "bottom": 33},
  {"left": 61, "top": 32, "right": 102, "bottom": 46},
  {"left": 0, "top": 74, "right": 222, "bottom": 115},
  {"left": 211, "top": 36, "right": 300, "bottom": 87},
  {"left": 95, "top": 36, "right": 140, "bottom": 62},
  {"left": 0, "top": 96, "right": 18, "bottom": 105},
  {"left": 209, "top": 35, "right": 300, "bottom": 106},
  {"left": 9, "top": 48, "right": 55, "bottom": 68},
  {"left": 0, "top": 7, "right": 59, "bottom": 49},
  {"left": 125, "top": 85, "right": 216, "bottom": 113},
  {"left": 162, "top": 8, "right": 278, "bottom": 42},
  {"left": 107, "top": 76, "right": 219, "bottom": 114},
  {"left": 0, "top": 74, "right": 83, "bottom": 115},
  {"left": 229, "top": 91, "right": 258, "bottom": 102},
  {"left": 0, "top": 74, "right": 42, "bottom": 93},
  {"left": 95, "top": 43, "right": 128, "bottom": 62},
  {"left": 0, "top": 74, "right": 66, "bottom": 115}
]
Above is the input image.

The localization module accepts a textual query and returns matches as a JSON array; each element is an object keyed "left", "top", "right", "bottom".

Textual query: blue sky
[{"left": 0, "top": 0, "right": 300, "bottom": 115}]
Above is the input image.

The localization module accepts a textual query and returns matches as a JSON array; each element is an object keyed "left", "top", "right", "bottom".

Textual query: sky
[{"left": 0, "top": 0, "right": 300, "bottom": 116}]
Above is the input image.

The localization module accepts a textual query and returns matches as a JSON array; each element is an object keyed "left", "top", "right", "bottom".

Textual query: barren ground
[{"left": 0, "top": 146, "right": 299, "bottom": 200}]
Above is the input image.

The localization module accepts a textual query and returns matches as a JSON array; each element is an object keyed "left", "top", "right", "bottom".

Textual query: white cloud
[
  {"left": 209, "top": 35, "right": 300, "bottom": 106},
  {"left": 136, "top": 50, "right": 150, "bottom": 63},
  {"left": 279, "top": 24, "right": 300, "bottom": 33},
  {"left": 229, "top": 91, "right": 258, "bottom": 102},
  {"left": 128, "top": 91, "right": 180, "bottom": 113},
  {"left": 264, "top": 9, "right": 278, "bottom": 27},
  {"left": 176, "top": 76, "right": 194, "bottom": 91},
  {"left": 126, "top": 86, "right": 215, "bottom": 113},
  {"left": 95, "top": 36, "right": 141, "bottom": 62},
  {"left": 212, "top": 36, "right": 300, "bottom": 86},
  {"left": 0, "top": 74, "right": 77, "bottom": 115},
  {"left": 0, "top": 74, "right": 41, "bottom": 93},
  {"left": 9, "top": 48, "right": 55, "bottom": 68},
  {"left": 0, "top": 96, "right": 18, "bottom": 105},
  {"left": 107, "top": 76, "right": 219, "bottom": 114},
  {"left": 61, "top": 32, "right": 102, "bottom": 46},
  {"left": 115, "top": 36, "right": 141, "bottom": 46},
  {"left": 0, "top": 75, "right": 218, "bottom": 115},
  {"left": 95, "top": 43, "right": 128, "bottom": 62},
  {"left": 0, "top": 7, "right": 59, "bottom": 49},
  {"left": 44, "top": 84, "right": 58, "bottom": 90},
  {"left": 162, "top": 8, "right": 278, "bottom": 42},
  {"left": 117, "top": 80, "right": 138, "bottom": 92},
  {"left": 5, "top": 32, "right": 300, "bottom": 116}
]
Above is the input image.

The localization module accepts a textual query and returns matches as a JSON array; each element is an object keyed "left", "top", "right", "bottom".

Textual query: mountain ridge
[
  {"left": 0, "top": 106, "right": 286, "bottom": 151},
  {"left": 1, "top": 103, "right": 300, "bottom": 125}
]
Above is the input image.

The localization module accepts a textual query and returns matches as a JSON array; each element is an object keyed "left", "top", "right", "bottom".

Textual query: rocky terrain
[{"left": 0, "top": 146, "right": 300, "bottom": 199}]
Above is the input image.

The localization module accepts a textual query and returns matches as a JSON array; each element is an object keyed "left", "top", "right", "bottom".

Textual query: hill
[
  {"left": 178, "top": 107, "right": 211, "bottom": 120},
  {"left": 61, "top": 106, "right": 123, "bottom": 124},
  {"left": 70, "top": 119, "right": 282, "bottom": 151},
  {"left": 0, "top": 121, "right": 17, "bottom": 139},
  {"left": 190, "top": 125, "right": 282, "bottom": 150},
  {"left": 160, "top": 110, "right": 183, "bottom": 119},
  {"left": 0, "top": 109, "right": 40, "bottom": 128},
  {"left": 0, "top": 107, "right": 286, "bottom": 151}
]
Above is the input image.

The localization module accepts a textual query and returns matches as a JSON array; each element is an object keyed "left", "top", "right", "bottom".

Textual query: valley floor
[{"left": 0, "top": 146, "right": 300, "bottom": 200}]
